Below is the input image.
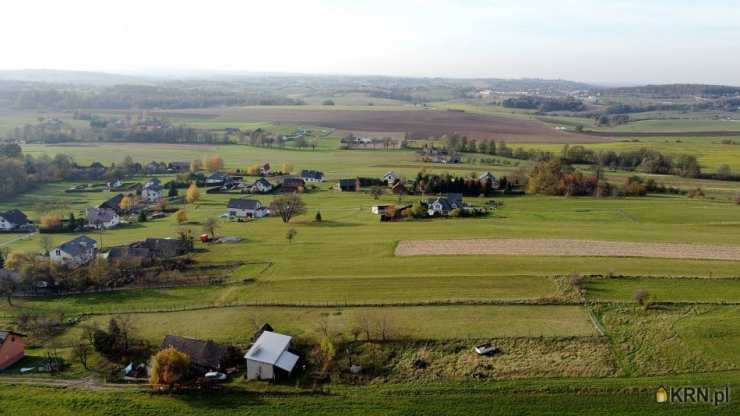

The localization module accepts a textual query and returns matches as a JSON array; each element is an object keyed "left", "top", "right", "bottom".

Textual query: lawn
[
  {"left": 65, "top": 304, "right": 596, "bottom": 344},
  {"left": 586, "top": 277, "right": 740, "bottom": 303}
]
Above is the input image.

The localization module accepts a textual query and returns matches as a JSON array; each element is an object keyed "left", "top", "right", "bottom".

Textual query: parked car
[
  {"left": 204, "top": 371, "right": 227, "bottom": 381},
  {"left": 474, "top": 343, "right": 497, "bottom": 356}
]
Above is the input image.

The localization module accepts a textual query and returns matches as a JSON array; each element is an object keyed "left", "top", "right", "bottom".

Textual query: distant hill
[
  {"left": 0, "top": 69, "right": 148, "bottom": 86},
  {"left": 603, "top": 84, "right": 740, "bottom": 98}
]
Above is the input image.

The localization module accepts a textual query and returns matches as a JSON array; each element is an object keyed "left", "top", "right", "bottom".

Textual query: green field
[{"left": 586, "top": 277, "right": 740, "bottom": 303}]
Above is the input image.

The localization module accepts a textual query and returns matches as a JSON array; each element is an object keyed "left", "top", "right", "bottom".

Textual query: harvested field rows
[
  {"left": 395, "top": 239, "right": 740, "bottom": 261},
  {"left": 156, "top": 107, "right": 604, "bottom": 143}
]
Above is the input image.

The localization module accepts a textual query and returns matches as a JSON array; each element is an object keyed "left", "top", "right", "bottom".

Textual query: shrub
[
  {"left": 149, "top": 346, "right": 190, "bottom": 390},
  {"left": 634, "top": 289, "right": 652, "bottom": 310}
]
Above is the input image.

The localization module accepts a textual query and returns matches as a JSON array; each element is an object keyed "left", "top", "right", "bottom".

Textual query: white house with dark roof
[
  {"left": 142, "top": 178, "right": 163, "bottom": 203},
  {"left": 427, "top": 193, "right": 465, "bottom": 217},
  {"left": 227, "top": 199, "right": 268, "bottom": 219},
  {"left": 86, "top": 207, "right": 120, "bottom": 229},
  {"left": 300, "top": 169, "right": 325, "bottom": 183},
  {"left": 0, "top": 209, "right": 30, "bottom": 231},
  {"left": 50, "top": 235, "right": 97, "bottom": 268},
  {"left": 479, "top": 171, "right": 497, "bottom": 185},
  {"left": 251, "top": 178, "right": 273, "bottom": 194},
  {"left": 245, "top": 331, "right": 299, "bottom": 380},
  {"left": 383, "top": 171, "right": 400, "bottom": 184}
]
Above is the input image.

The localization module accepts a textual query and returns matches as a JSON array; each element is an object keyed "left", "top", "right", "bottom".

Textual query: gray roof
[
  {"left": 282, "top": 177, "right": 305, "bottom": 187},
  {"left": 161, "top": 335, "right": 227, "bottom": 370},
  {"left": 57, "top": 235, "right": 97, "bottom": 256},
  {"left": 86, "top": 207, "right": 118, "bottom": 223},
  {"left": 445, "top": 193, "right": 464, "bottom": 204},
  {"left": 338, "top": 179, "right": 356, "bottom": 188},
  {"left": 228, "top": 199, "right": 262, "bottom": 210},
  {"left": 300, "top": 170, "right": 324, "bottom": 180},
  {"left": 99, "top": 194, "right": 124, "bottom": 210},
  {"left": 0, "top": 209, "right": 29, "bottom": 226},
  {"left": 208, "top": 172, "right": 227, "bottom": 180},
  {"left": 479, "top": 171, "right": 496, "bottom": 180},
  {"left": 254, "top": 178, "right": 272, "bottom": 187},
  {"left": 245, "top": 331, "right": 292, "bottom": 365}
]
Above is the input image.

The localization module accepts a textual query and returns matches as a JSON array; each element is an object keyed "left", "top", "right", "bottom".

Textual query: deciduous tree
[
  {"left": 186, "top": 183, "right": 200, "bottom": 204},
  {"left": 149, "top": 346, "right": 190, "bottom": 390},
  {"left": 269, "top": 194, "right": 307, "bottom": 223}
]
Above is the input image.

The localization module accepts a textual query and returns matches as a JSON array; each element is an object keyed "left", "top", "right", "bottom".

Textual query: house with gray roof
[
  {"left": 142, "top": 178, "right": 163, "bottom": 203},
  {"left": 50, "top": 235, "right": 97, "bottom": 268},
  {"left": 0, "top": 209, "right": 30, "bottom": 231},
  {"left": 300, "top": 169, "right": 325, "bottom": 183},
  {"left": 160, "top": 335, "right": 228, "bottom": 373},
  {"left": 86, "top": 207, "right": 120, "bottom": 229},
  {"left": 427, "top": 193, "right": 465, "bottom": 217},
  {"left": 251, "top": 178, "right": 273, "bottom": 194},
  {"left": 227, "top": 199, "right": 268, "bottom": 219},
  {"left": 245, "top": 331, "right": 299, "bottom": 380},
  {"left": 99, "top": 194, "right": 124, "bottom": 213}
]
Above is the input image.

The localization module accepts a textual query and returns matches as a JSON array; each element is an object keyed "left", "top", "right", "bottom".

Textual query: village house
[
  {"left": 383, "top": 171, "right": 400, "bottom": 184},
  {"left": 160, "top": 335, "right": 228, "bottom": 374},
  {"left": 103, "top": 245, "right": 152, "bottom": 265},
  {"left": 0, "top": 330, "right": 25, "bottom": 371},
  {"left": 336, "top": 178, "right": 358, "bottom": 192},
  {"left": 50, "top": 235, "right": 97, "bottom": 268},
  {"left": 137, "top": 238, "right": 192, "bottom": 258},
  {"left": 300, "top": 169, "right": 325, "bottom": 183},
  {"left": 251, "top": 178, "right": 273, "bottom": 194},
  {"left": 107, "top": 178, "right": 124, "bottom": 190},
  {"left": 245, "top": 331, "right": 299, "bottom": 381},
  {"left": 141, "top": 178, "right": 163, "bottom": 203},
  {"left": 371, "top": 204, "right": 393, "bottom": 215},
  {"left": 206, "top": 172, "right": 229, "bottom": 186},
  {"left": 427, "top": 193, "right": 465, "bottom": 217},
  {"left": 99, "top": 194, "right": 124, "bottom": 213},
  {"left": 227, "top": 199, "right": 268, "bottom": 219},
  {"left": 86, "top": 207, "right": 120, "bottom": 229},
  {"left": 0, "top": 209, "right": 31, "bottom": 231},
  {"left": 168, "top": 161, "right": 191, "bottom": 173},
  {"left": 479, "top": 171, "right": 497, "bottom": 185},
  {"left": 281, "top": 177, "right": 305, "bottom": 193}
]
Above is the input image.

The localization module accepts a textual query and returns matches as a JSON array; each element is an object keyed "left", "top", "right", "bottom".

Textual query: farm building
[
  {"left": 281, "top": 177, "right": 305, "bottom": 193},
  {"left": 479, "top": 171, "right": 496, "bottom": 183},
  {"left": 160, "top": 335, "right": 228, "bottom": 374},
  {"left": 168, "top": 161, "right": 191, "bottom": 172},
  {"left": 50, "top": 235, "right": 97, "bottom": 268},
  {"left": 137, "top": 238, "right": 191, "bottom": 258},
  {"left": 86, "top": 207, "right": 120, "bottom": 229},
  {"left": 336, "top": 179, "right": 359, "bottom": 192},
  {"left": 0, "top": 209, "right": 31, "bottom": 231},
  {"left": 258, "top": 162, "right": 271, "bottom": 175},
  {"left": 0, "top": 330, "right": 25, "bottom": 371},
  {"left": 245, "top": 331, "right": 299, "bottom": 381},
  {"left": 227, "top": 199, "right": 268, "bottom": 219},
  {"left": 300, "top": 169, "right": 325, "bottom": 182}
]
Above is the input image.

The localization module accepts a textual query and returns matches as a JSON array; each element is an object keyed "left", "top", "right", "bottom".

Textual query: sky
[{"left": 2, "top": 0, "right": 740, "bottom": 84}]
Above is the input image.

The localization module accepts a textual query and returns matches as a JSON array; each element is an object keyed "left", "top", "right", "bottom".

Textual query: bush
[
  {"left": 149, "top": 346, "right": 190, "bottom": 390},
  {"left": 634, "top": 289, "right": 652, "bottom": 310}
]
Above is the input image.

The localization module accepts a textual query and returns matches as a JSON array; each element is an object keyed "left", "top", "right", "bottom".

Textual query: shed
[{"left": 245, "top": 331, "right": 299, "bottom": 380}]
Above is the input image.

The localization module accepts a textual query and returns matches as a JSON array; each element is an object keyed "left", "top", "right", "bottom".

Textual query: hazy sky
[{"left": 2, "top": 0, "right": 740, "bottom": 84}]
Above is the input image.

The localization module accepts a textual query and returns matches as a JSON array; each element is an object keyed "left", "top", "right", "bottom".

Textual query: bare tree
[
  {"left": 269, "top": 194, "right": 307, "bottom": 223},
  {"left": 71, "top": 340, "right": 91, "bottom": 370},
  {"left": 370, "top": 186, "right": 384, "bottom": 200},
  {"left": 39, "top": 235, "right": 53, "bottom": 256},
  {"left": 202, "top": 217, "right": 220, "bottom": 239}
]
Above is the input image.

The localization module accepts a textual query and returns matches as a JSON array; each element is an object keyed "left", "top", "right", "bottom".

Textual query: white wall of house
[
  {"left": 0, "top": 217, "right": 15, "bottom": 231},
  {"left": 254, "top": 183, "right": 272, "bottom": 193},
  {"left": 50, "top": 249, "right": 94, "bottom": 268},
  {"left": 229, "top": 207, "right": 266, "bottom": 219},
  {"left": 142, "top": 189, "right": 162, "bottom": 203},
  {"left": 246, "top": 359, "right": 274, "bottom": 380}
]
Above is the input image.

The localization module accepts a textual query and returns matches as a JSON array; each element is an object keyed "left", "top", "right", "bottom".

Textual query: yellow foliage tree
[
  {"left": 246, "top": 164, "right": 259, "bottom": 176},
  {"left": 149, "top": 346, "right": 190, "bottom": 390},
  {"left": 186, "top": 183, "right": 200, "bottom": 204},
  {"left": 281, "top": 163, "right": 293, "bottom": 174},
  {"left": 4, "top": 251, "right": 30, "bottom": 270},
  {"left": 190, "top": 158, "right": 203, "bottom": 172},
  {"left": 119, "top": 194, "right": 137, "bottom": 212},
  {"left": 39, "top": 213, "right": 62, "bottom": 230},
  {"left": 175, "top": 209, "right": 188, "bottom": 224},
  {"left": 204, "top": 154, "right": 224, "bottom": 172}
]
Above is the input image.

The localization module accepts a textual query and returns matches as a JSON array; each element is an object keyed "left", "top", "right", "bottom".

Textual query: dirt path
[{"left": 395, "top": 239, "right": 740, "bottom": 261}]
